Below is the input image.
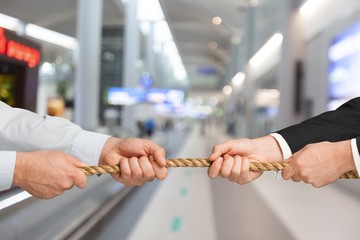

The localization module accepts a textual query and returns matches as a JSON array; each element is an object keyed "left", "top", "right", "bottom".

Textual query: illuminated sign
[
  {"left": 106, "top": 87, "right": 185, "bottom": 106},
  {"left": 0, "top": 27, "right": 40, "bottom": 68}
]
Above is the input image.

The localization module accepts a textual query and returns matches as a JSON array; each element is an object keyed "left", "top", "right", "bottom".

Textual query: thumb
[
  {"left": 282, "top": 157, "right": 294, "bottom": 180},
  {"left": 209, "top": 143, "right": 231, "bottom": 161},
  {"left": 73, "top": 169, "right": 87, "bottom": 189},
  {"left": 65, "top": 155, "right": 87, "bottom": 188},
  {"left": 148, "top": 143, "right": 166, "bottom": 167}
]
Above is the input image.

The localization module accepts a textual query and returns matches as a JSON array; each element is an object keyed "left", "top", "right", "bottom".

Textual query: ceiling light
[
  {"left": 232, "top": 72, "right": 245, "bottom": 86},
  {"left": 212, "top": 16, "right": 222, "bottom": 25},
  {"left": 249, "top": 32, "right": 283, "bottom": 68},
  {"left": 223, "top": 85, "right": 232, "bottom": 95},
  {"left": 0, "top": 13, "right": 20, "bottom": 31},
  {"left": 299, "top": 0, "right": 324, "bottom": 17},
  {"left": 25, "top": 24, "right": 77, "bottom": 49},
  {"left": 137, "top": 0, "right": 164, "bottom": 22}
]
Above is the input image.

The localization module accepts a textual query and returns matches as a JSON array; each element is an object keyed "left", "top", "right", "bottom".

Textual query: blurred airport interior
[{"left": 1, "top": 0, "right": 360, "bottom": 239}]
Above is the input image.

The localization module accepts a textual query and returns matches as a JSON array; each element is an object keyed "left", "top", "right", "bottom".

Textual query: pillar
[{"left": 75, "top": 0, "right": 103, "bottom": 130}]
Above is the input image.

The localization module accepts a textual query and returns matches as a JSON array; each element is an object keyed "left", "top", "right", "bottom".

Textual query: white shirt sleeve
[
  {"left": 350, "top": 138, "right": 360, "bottom": 174},
  {"left": 270, "top": 133, "right": 293, "bottom": 180},
  {"left": 0, "top": 151, "right": 16, "bottom": 190},
  {"left": 0, "top": 102, "right": 111, "bottom": 190},
  {"left": 270, "top": 133, "right": 293, "bottom": 159}
]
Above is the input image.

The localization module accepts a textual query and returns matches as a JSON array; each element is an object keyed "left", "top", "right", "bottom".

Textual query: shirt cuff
[
  {"left": 270, "top": 133, "right": 293, "bottom": 159},
  {"left": 350, "top": 138, "right": 360, "bottom": 174},
  {"left": 270, "top": 133, "right": 293, "bottom": 180},
  {"left": 0, "top": 151, "right": 16, "bottom": 191},
  {"left": 69, "top": 130, "right": 111, "bottom": 166}
]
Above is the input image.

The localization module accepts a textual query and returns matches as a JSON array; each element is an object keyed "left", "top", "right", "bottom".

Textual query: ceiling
[{"left": 0, "top": 0, "right": 250, "bottom": 91}]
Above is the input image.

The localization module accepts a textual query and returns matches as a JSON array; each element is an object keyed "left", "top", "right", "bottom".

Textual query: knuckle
[
  {"left": 121, "top": 169, "right": 131, "bottom": 179},
  {"left": 231, "top": 168, "right": 240, "bottom": 177},
  {"left": 60, "top": 181, "right": 73, "bottom": 190},
  {"left": 144, "top": 170, "right": 155, "bottom": 180},
  {"left": 132, "top": 169, "right": 143, "bottom": 179},
  {"left": 220, "top": 171, "right": 230, "bottom": 178}
]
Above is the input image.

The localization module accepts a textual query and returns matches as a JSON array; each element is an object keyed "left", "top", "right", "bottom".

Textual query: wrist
[
  {"left": 255, "top": 135, "right": 283, "bottom": 162},
  {"left": 99, "top": 137, "right": 120, "bottom": 165},
  {"left": 338, "top": 140, "right": 355, "bottom": 173},
  {"left": 13, "top": 152, "right": 29, "bottom": 187}
]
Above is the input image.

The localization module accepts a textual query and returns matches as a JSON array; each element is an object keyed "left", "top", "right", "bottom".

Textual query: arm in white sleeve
[
  {"left": 350, "top": 138, "right": 360, "bottom": 174},
  {"left": 0, "top": 102, "right": 110, "bottom": 166},
  {"left": 0, "top": 151, "right": 16, "bottom": 190}
]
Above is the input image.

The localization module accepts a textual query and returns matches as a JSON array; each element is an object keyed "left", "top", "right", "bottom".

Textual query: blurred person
[
  {"left": 208, "top": 97, "right": 360, "bottom": 188},
  {"left": 144, "top": 118, "right": 155, "bottom": 137},
  {"left": 0, "top": 101, "right": 167, "bottom": 199}
]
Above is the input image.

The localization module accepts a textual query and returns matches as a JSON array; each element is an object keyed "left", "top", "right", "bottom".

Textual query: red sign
[{"left": 0, "top": 28, "right": 40, "bottom": 68}]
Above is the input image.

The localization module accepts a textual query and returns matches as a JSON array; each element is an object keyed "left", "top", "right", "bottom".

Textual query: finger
[
  {"left": 209, "top": 143, "right": 230, "bottom": 161},
  {"left": 208, "top": 157, "right": 223, "bottom": 179},
  {"left": 150, "top": 156, "right": 167, "bottom": 180},
  {"left": 228, "top": 156, "right": 241, "bottom": 182},
  {"left": 73, "top": 169, "right": 87, "bottom": 189},
  {"left": 237, "top": 157, "right": 251, "bottom": 184},
  {"left": 118, "top": 157, "right": 131, "bottom": 183},
  {"left": 138, "top": 156, "right": 155, "bottom": 181},
  {"left": 129, "top": 157, "right": 143, "bottom": 185},
  {"left": 220, "top": 155, "right": 234, "bottom": 178},
  {"left": 282, "top": 159, "right": 295, "bottom": 180},
  {"left": 148, "top": 143, "right": 166, "bottom": 167}
]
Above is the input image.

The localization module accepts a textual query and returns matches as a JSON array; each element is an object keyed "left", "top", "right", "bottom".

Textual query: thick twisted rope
[{"left": 79, "top": 158, "right": 359, "bottom": 179}]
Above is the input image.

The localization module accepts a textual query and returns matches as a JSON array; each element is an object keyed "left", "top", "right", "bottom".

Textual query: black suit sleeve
[{"left": 276, "top": 97, "right": 360, "bottom": 153}]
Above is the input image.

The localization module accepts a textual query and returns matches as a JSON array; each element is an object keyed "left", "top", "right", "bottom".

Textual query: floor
[{"left": 86, "top": 122, "right": 360, "bottom": 240}]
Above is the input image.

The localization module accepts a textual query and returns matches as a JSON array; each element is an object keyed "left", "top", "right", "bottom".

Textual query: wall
[{"left": 304, "top": 1, "right": 360, "bottom": 116}]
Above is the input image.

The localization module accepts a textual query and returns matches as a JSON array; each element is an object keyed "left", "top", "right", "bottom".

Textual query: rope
[{"left": 79, "top": 158, "right": 359, "bottom": 179}]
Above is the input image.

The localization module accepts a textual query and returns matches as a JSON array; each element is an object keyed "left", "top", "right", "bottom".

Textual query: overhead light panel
[
  {"left": 232, "top": 72, "right": 245, "bottom": 87},
  {"left": 137, "top": 0, "right": 164, "bottom": 21},
  {"left": 25, "top": 23, "right": 77, "bottom": 50},
  {"left": 299, "top": 0, "right": 324, "bottom": 17},
  {"left": 0, "top": 13, "right": 20, "bottom": 31},
  {"left": 249, "top": 33, "right": 283, "bottom": 68}
]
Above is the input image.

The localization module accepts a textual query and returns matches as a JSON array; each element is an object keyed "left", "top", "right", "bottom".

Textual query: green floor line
[{"left": 170, "top": 216, "right": 182, "bottom": 233}]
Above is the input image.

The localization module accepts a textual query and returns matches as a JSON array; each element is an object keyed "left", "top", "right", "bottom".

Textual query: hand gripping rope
[{"left": 79, "top": 158, "right": 359, "bottom": 179}]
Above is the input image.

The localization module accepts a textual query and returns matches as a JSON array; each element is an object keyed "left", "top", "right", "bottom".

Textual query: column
[
  {"left": 146, "top": 22, "right": 156, "bottom": 80},
  {"left": 242, "top": 6, "right": 257, "bottom": 138},
  {"left": 276, "top": 0, "right": 304, "bottom": 129},
  {"left": 75, "top": 0, "right": 103, "bottom": 130},
  {"left": 122, "top": 0, "right": 140, "bottom": 133}
]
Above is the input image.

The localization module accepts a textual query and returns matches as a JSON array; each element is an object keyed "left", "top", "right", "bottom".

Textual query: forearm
[
  {"left": 0, "top": 105, "right": 110, "bottom": 166},
  {"left": 277, "top": 97, "right": 360, "bottom": 153}
]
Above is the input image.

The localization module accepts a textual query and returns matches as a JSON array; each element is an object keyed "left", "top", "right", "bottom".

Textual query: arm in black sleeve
[{"left": 276, "top": 97, "right": 360, "bottom": 153}]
